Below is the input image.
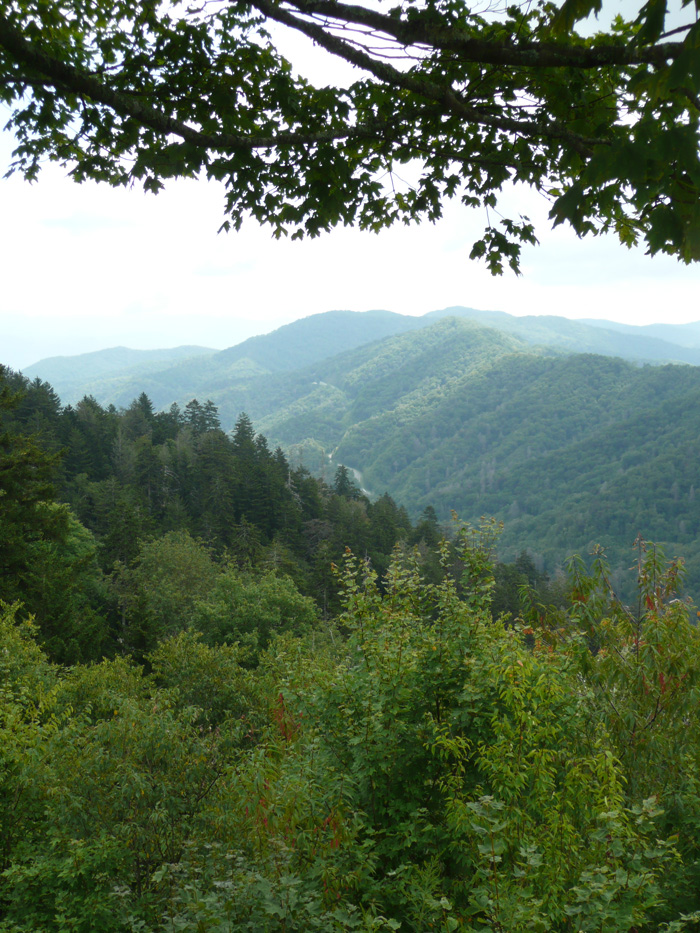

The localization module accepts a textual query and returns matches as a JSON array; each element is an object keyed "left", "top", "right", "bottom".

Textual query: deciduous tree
[{"left": 2, "top": 1, "right": 700, "bottom": 271}]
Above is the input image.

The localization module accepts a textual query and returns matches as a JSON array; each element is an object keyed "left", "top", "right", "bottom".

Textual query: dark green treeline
[{"left": 0, "top": 366, "right": 457, "bottom": 663}]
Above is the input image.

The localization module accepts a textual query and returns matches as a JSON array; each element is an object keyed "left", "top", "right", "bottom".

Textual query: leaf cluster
[{"left": 2, "top": 0, "right": 700, "bottom": 268}]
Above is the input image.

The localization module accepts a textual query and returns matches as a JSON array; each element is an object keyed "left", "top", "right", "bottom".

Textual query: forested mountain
[
  {"left": 211, "top": 309, "right": 430, "bottom": 372},
  {"left": 331, "top": 349, "right": 700, "bottom": 590},
  {"left": 22, "top": 310, "right": 437, "bottom": 408},
  {"left": 24, "top": 307, "right": 700, "bottom": 410},
  {"left": 22, "top": 345, "right": 216, "bottom": 407},
  {"left": 22, "top": 345, "right": 216, "bottom": 384},
  {"left": 5, "top": 362, "right": 700, "bottom": 933},
  {"left": 209, "top": 318, "right": 700, "bottom": 596},
  {"left": 249, "top": 317, "right": 537, "bottom": 461},
  {"left": 19, "top": 311, "right": 700, "bottom": 596}
]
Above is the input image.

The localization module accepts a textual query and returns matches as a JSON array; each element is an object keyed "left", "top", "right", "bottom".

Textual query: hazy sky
[{"left": 2, "top": 2, "right": 700, "bottom": 371}]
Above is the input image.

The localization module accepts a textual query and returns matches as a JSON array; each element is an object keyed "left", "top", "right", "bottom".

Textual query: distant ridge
[
  {"left": 427, "top": 307, "right": 700, "bottom": 365},
  {"left": 18, "top": 306, "right": 700, "bottom": 411},
  {"left": 9, "top": 308, "right": 700, "bottom": 598},
  {"left": 20, "top": 310, "right": 435, "bottom": 408},
  {"left": 22, "top": 345, "right": 216, "bottom": 385},
  {"left": 212, "top": 309, "right": 429, "bottom": 372},
  {"left": 578, "top": 317, "right": 700, "bottom": 349}
]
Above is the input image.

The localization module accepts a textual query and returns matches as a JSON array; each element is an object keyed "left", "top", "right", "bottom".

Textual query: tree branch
[
  {"left": 0, "top": 7, "right": 604, "bottom": 162},
  {"left": 279, "top": 0, "right": 685, "bottom": 68},
  {"left": 251, "top": 0, "right": 601, "bottom": 155},
  {"left": 0, "top": 13, "right": 389, "bottom": 153}
]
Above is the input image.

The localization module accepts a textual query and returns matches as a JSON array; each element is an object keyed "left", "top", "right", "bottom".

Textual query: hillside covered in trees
[
  {"left": 6, "top": 0, "right": 700, "bottom": 922},
  {"left": 5, "top": 357, "right": 700, "bottom": 931},
  {"left": 24, "top": 307, "right": 700, "bottom": 411},
  {"left": 0, "top": 364, "right": 449, "bottom": 664},
  {"left": 23, "top": 312, "right": 700, "bottom": 599}
]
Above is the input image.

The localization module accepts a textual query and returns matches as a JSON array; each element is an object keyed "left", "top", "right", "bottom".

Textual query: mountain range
[
  {"left": 22, "top": 306, "right": 700, "bottom": 413},
  {"left": 20, "top": 306, "right": 700, "bottom": 594}
]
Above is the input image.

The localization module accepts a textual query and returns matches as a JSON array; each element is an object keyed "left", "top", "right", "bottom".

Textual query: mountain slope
[
  {"left": 203, "top": 317, "right": 536, "bottom": 453},
  {"left": 21, "top": 307, "right": 700, "bottom": 412},
  {"left": 326, "top": 348, "right": 700, "bottom": 590},
  {"left": 22, "top": 345, "right": 215, "bottom": 388},
  {"left": 579, "top": 318, "right": 700, "bottom": 349},
  {"left": 428, "top": 307, "right": 700, "bottom": 364}
]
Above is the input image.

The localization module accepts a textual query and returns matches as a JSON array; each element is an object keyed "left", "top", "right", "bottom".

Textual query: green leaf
[{"left": 551, "top": 0, "right": 603, "bottom": 34}]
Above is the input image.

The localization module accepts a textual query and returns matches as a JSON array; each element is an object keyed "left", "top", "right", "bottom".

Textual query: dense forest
[
  {"left": 3, "top": 362, "right": 700, "bottom": 932},
  {"left": 5, "top": 0, "right": 700, "bottom": 921},
  {"left": 0, "top": 365, "right": 447, "bottom": 664},
  {"left": 28, "top": 313, "right": 700, "bottom": 600},
  {"left": 28, "top": 307, "right": 700, "bottom": 416}
]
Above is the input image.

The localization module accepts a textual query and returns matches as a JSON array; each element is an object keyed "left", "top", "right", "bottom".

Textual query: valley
[{"left": 23, "top": 307, "right": 700, "bottom": 598}]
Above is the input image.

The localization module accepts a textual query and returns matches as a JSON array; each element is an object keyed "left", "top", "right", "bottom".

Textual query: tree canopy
[{"left": 2, "top": 0, "right": 700, "bottom": 272}]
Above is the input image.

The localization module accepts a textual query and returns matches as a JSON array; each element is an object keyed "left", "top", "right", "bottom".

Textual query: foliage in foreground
[
  {"left": 3, "top": 1, "right": 700, "bottom": 270},
  {"left": 0, "top": 365, "right": 430, "bottom": 661},
  {"left": 2, "top": 525, "right": 700, "bottom": 931}
]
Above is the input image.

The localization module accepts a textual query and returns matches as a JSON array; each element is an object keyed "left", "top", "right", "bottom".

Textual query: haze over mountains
[
  {"left": 23, "top": 306, "right": 700, "bottom": 412},
  {"left": 22, "top": 306, "right": 700, "bottom": 593}
]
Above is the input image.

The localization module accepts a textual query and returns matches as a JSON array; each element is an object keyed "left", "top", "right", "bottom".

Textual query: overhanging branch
[
  {"left": 251, "top": 0, "right": 602, "bottom": 155},
  {"left": 0, "top": 12, "right": 391, "bottom": 153},
  {"left": 0, "top": 7, "right": 603, "bottom": 161},
  {"left": 279, "top": 0, "right": 685, "bottom": 68}
]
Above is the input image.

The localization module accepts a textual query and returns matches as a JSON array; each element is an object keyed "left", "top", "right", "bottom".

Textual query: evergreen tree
[
  {"left": 152, "top": 403, "right": 183, "bottom": 445},
  {"left": 201, "top": 399, "right": 221, "bottom": 432},
  {"left": 0, "top": 367, "right": 61, "bottom": 587},
  {"left": 332, "top": 464, "right": 362, "bottom": 500},
  {"left": 0, "top": 368, "right": 109, "bottom": 662},
  {"left": 184, "top": 398, "right": 221, "bottom": 436},
  {"left": 230, "top": 412, "right": 257, "bottom": 458},
  {"left": 183, "top": 399, "right": 204, "bottom": 434},
  {"left": 194, "top": 430, "right": 238, "bottom": 546}
]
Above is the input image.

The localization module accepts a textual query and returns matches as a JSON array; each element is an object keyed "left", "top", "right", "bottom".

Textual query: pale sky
[{"left": 2, "top": 2, "right": 700, "bottom": 371}]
